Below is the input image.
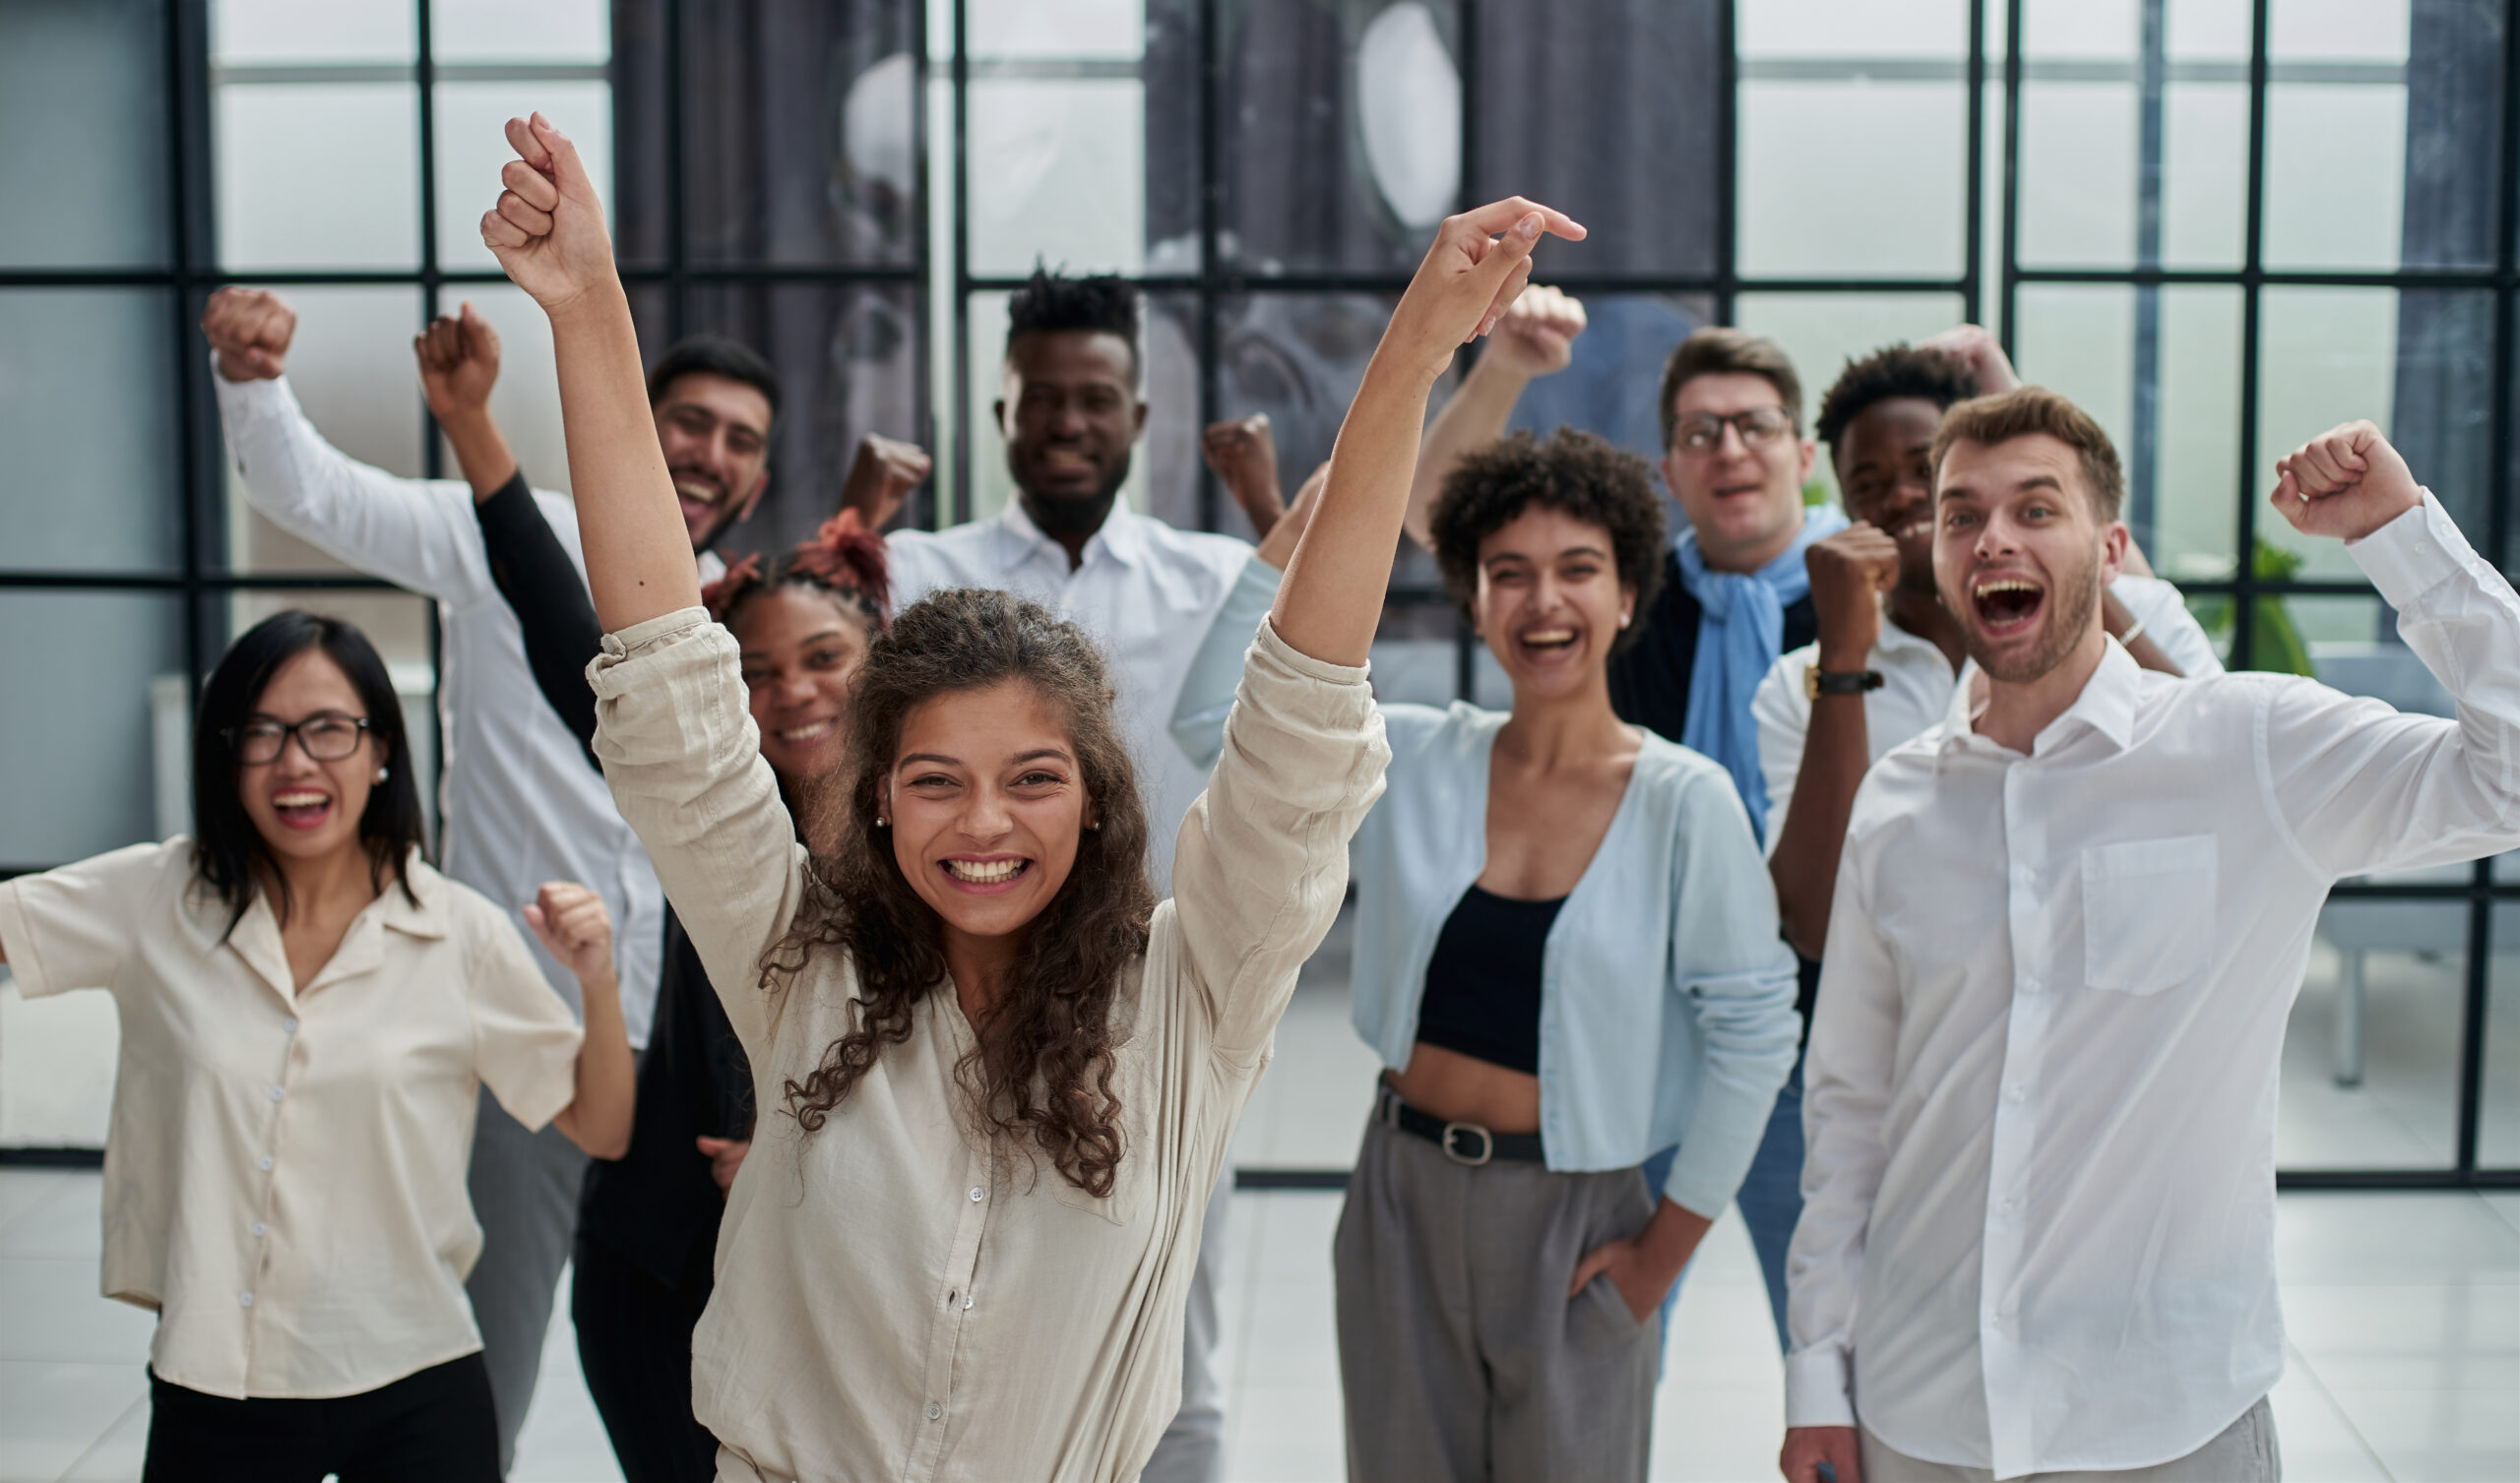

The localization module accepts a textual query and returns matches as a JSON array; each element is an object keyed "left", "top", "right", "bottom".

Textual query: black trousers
[
  {"left": 572, "top": 1234, "right": 722, "bottom": 1483},
  {"left": 140, "top": 1352, "right": 498, "bottom": 1483}
]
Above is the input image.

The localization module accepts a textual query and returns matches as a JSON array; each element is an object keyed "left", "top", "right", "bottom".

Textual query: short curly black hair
[
  {"left": 1814, "top": 343, "right": 1979, "bottom": 452},
  {"left": 1006, "top": 267, "right": 1141, "bottom": 378},
  {"left": 1427, "top": 428, "right": 1666, "bottom": 650}
]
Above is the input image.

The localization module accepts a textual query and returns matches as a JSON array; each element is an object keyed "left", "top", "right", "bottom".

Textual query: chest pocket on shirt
[{"left": 2081, "top": 834, "right": 2217, "bottom": 995}]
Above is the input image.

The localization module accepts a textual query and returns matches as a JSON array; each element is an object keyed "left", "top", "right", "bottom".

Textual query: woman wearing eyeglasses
[{"left": 0, "top": 610, "right": 635, "bottom": 1483}]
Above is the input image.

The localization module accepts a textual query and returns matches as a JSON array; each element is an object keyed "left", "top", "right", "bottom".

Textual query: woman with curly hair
[
  {"left": 1174, "top": 424, "right": 1802, "bottom": 1482},
  {"left": 469, "top": 495, "right": 891, "bottom": 1480},
  {"left": 474, "top": 108, "right": 1580, "bottom": 1481}
]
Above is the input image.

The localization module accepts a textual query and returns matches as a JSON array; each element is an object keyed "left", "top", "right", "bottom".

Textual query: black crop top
[{"left": 1413, "top": 885, "right": 1565, "bottom": 1076}]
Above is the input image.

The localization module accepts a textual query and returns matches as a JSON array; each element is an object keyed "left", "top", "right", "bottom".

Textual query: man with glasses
[
  {"left": 201, "top": 287, "right": 777, "bottom": 1472},
  {"left": 1403, "top": 303, "right": 1844, "bottom": 1347}
]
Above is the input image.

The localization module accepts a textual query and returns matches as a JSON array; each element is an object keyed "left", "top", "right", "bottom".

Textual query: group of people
[{"left": 3, "top": 108, "right": 2516, "bottom": 1483}]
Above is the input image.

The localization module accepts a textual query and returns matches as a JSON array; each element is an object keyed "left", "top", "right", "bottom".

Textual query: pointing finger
[{"left": 1456, "top": 196, "right": 1588, "bottom": 244}]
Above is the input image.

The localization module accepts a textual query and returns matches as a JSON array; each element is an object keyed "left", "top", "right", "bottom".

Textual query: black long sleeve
[{"left": 472, "top": 472, "right": 604, "bottom": 769}]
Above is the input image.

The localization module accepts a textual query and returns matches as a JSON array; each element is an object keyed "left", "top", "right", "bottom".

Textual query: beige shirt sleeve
[
  {"left": 588, "top": 606, "right": 809, "bottom": 1058},
  {"left": 1169, "top": 617, "right": 1390, "bottom": 1058},
  {"left": 463, "top": 896, "right": 586, "bottom": 1133},
  {"left": 0, "top": 840, "right": 185, "bottom": 999}
]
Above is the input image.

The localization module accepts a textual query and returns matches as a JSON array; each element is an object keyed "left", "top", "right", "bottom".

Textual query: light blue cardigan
[{"left": 1173, "top": 557, "right": 1800, "bottom": 1215}]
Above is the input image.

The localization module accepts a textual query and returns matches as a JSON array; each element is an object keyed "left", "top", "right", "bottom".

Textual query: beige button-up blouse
[
  {"left": 587, "top": 607, "right": 1388, "bottom": 1483},
  {"left": 0, "top": 842, "right": 581, "bottom": 1398}
]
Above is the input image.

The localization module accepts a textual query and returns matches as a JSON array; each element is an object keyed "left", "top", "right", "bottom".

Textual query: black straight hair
[
  {"left": 646, "top": 334, "right": 783, "bottom": 425},
  {"left": 190, "top": 611, "right": 428, "bottom": 938}
]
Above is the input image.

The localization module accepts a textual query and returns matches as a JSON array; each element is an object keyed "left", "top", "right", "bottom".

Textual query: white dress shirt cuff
[
  {"left": 2349, "top": 488, "right": 2466, "bottom": 609},
  {"left": 1784, "top": 1344, "right": 1858, "bottom": 1430}
]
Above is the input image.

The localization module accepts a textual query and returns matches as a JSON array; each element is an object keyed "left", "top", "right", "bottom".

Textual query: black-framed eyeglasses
[
  {"left": 1674, "top": 405, "right": 1796, "bottom": 453},
  {"left": 227, "top": 714, "right": 372, "bottom": 766}
]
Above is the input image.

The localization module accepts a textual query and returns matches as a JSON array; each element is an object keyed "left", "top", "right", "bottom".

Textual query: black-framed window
[{"left": 2, "top": 0, "right": 2513, "bottom": 1186}]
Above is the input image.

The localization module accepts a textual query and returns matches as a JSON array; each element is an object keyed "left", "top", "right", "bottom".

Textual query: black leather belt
[{"left": 1376, "top": 1084, "right": 1545, "bottom": 1167}]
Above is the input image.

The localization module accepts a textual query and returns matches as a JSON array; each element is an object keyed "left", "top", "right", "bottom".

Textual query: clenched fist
[
  {"left": 1483, "top": 283, "right": 1587, "bottom": 380},
  {"left": 840, "top": 433, "right": 933, "bottom": 530},
  {"left": 1917, "top": 323, "right": 2018, "bottom": 397},
  {"left": 202, "top": 287, "right": 298, "bottom": 383},
  {"left": 1202, "top": 414, "right": 1285, "bottom": 538},
  {"left": 414, "top": 301, "right": 503, "bottom": 424},
  {"left": 524, "top": 881, "right": 616, "bottom": 988},
  {"left": 2270, "top": 419, "right": 2423, "bottom": 544},
  {"left": 481, "top": 112, "right": 618, "bottom": 314},
  {"left": 1806, "top": 523, "right": 1903, "bottom": 667}
]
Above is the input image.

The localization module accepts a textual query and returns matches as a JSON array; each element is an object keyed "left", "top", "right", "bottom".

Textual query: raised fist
[
  {"left": 840, "top": 433, "right": 933, "bottom": 530},
  {"left": 1484, "top": 284, "right": 1587, "bottom": 379},
  {"left": 1806, "top": 522, "right": 1902, "bottom": 666},
  {"left": 1383, "top": 198, "right": 1588, "bottom": 379},
  {"left": 524, "top": 880, "right": 615, "bottom": 987},
  {"left": 2270, "top": 419, "right": 2423, "bottom": 544},
  {"left": 481, "top": 113, "right": 618, "bottom": 314},
  {"left": 202, "top": 287, "right": 297, "bottom": 383},
  {"left": 1201, "top": 414, "right": 1285, "bottom": 538},
  {"left": 1917, "top": 323, "right": 2018, "bottom": 397},
  {"left": 414, "top": 301, "right": 504, "bottom": 424}
]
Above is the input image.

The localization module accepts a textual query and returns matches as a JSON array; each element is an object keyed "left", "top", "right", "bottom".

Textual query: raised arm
[
  {"left": 473, "top": 475, "right": 604, "bottom": 766},
  {"left": 480, "top": 113, "right": 699, "bottom": 630},
  {"left": 1400, "top": 284, "right": 1585, "bottom": 550},
  {"left": 1272, "top": 203, "right": 1586, "bottom": 665},
  {"left": 415, "top": 302, "right": 522, "bottom": 500}
]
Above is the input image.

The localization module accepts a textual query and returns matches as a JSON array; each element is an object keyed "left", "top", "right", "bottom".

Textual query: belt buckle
[{"left": 1440, "top": 1121, "right": 1494, "bottom": 1166}]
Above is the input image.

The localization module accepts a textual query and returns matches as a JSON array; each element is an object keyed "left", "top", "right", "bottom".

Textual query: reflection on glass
[
  {"left": 215, "top": 84, "right": 418, "bottom": 271},
  {"left": 2013, "top": 30, "right": 2246, "bottom": 272},
  {"left": 969, "top": 79, "right": 1147, "bottom": 278},
  {"left": 211, "top": 0, "right": 411, "bottom": 64},
  {"left": 2279, "top": 894, "right": 2465, "bottom": 1169},
  {"left": 0, "top": 591, "right": 186, "bottom": 866},
  {"left": 1737, "top": 80, "right": 1965, "bottom": 278},
  {"left": 1732, "top": 293, "right": 1963, "bottom": 506},
  {"left": 0, "top": 0, "right": 169, "bottom": 269},
  {"left": 2013, "top": 284, "right": 2241, "bottom": 581},
  {"left": 2261, "top": 83, "right": 2408, "bottom": 271},
  {"left": 220, "top": 286, "right": 424, "bottom": 574},
  {"left": 2257, "top": 287, "right": 2493, "bottom": 580},
  {"left": 432, "top": 81, "right": 611, "bottom": 273},
  {"left": 431, "top": 0, "right": 607, "bottom": 62},
  {"left": 669, "top": 282, "right": 923, "bottom": 557},
  {"left": 0, "top": 291, "right": 180, "bottom": 573}
]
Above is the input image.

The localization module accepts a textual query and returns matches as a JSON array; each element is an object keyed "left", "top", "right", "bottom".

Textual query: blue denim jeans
[{"left": 1638, "top": 1052, "right": 1803, "bottom": 1357}]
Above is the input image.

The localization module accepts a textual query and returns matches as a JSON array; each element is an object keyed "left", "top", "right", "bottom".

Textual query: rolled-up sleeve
[
  {"left": 1660, "top": 771, "right": 1801, "bottom": 1216},
  {"left": 589, "top": 608, "right": 807, "bottom": 1057},
  {"left": 1169, "top": 618, "right": 1389, "bottom": 1059}
]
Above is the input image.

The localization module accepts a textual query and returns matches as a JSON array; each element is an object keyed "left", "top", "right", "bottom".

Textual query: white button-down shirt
[
  {"left": 1786, "top": 494, "right": 2520, "bottom": 1476},
  {"left": 882, "top": 501, "right": 1252, "bottom": 893},
  {"left": 0, "top": 841, "right": 581, "bottom": 1398},
  {"left": 1753, "top": 575, "right": 2222, "bottom": 855},
  {"left": 214, "top": 369, "right": 669, "bottom": 1044}
]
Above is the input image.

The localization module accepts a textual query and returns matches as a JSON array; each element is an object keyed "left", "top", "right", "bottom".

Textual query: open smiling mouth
[
  {"left": 1517, "top": 627, "right": 1580, "bottom": 658},
  {"left": 1972, "top": 578, "right": 2046, "bottom": 634},
  {"left": 272, "top": 790, "right": 335, "bottom": 830},
  {"left": 775, "top": 719, "right": 838, "bottom": 745},
  {"left": 941, "top": 857, "right": 1032, "bottom": 891}
]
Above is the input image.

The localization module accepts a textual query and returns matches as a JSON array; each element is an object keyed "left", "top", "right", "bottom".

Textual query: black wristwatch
[{"left": 1805, "top": 664, "right": 1885, "bottom": 701}]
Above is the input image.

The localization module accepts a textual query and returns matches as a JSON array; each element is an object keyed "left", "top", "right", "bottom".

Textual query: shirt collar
[
  {"left": 375, "top": 850, "right": 451, "bottom": 941},
  {"left": 1934, "top": 636, "right": 2142, "bottom": 760},
  {"left": 994, "top": 497, "right": 1141, "bottom": 572}
]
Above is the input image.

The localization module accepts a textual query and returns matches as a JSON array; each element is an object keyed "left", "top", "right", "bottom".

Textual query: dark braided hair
[{"left": 703, "top": 510, "right": 891, "bottom": 635}]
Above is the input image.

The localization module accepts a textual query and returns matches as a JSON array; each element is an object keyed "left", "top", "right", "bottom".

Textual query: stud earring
[
  {"left": 1617, "top": 612, "right": 1631, "bottom": 630},
  {"left": 375, "top": 765, "right": 391, "bottom": 783},
  {"left": 1087, "top": 820, "right": 1101, "bottom": 832},
  {"left": 875, "top": 815, "right": 889, "bottom": 828}
]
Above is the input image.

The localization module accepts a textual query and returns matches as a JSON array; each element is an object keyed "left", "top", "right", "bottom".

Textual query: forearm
[
  {"left": 1634, "top": 1196, "right": 1716, "bottom": 1289},
  {"left": 559, "top": 969, "right": 636, "bottom": 1158},
  {"left": 547, "top": 285, "right": 701, "bottom": 630},
  {"left": 440, "top": 407, "right": 521, "bottom": 502},
  {"left": 1402, "top": 352, "right": 1530, "bottom": 548},
  {"left": 1770, "top": 699, "right": 1871, "bottom": 958},
  {"left": 1272, "top": 341, "right": 1445, "bottom": 665},
  {"left": 474, "top": 477, "right": 603, "bottom": 764},
  {"left": 2103, "top": 587, "right": 2183, "bottom": 676}
]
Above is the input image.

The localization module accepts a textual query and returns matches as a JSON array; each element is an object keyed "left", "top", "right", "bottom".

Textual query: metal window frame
[{"left": 936, "top": 0, "right": 2520, "bottom": 1193}]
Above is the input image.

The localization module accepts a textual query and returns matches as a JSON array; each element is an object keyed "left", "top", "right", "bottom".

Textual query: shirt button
[
  {"left": 962, "top": 1296, "right": 974, "bottom": 1311},
  {"left": 1998, "top": 1197, "right": 2020, "bottom": 1215},
  {"left": 268, "top": 1084, "right": 285, "bottom": 1102},
  {"left": 2019, "top": 976, "right": 2042, "bottom": 994},
  {"left": 251, "top": 1222, "right": 267, "bottom": 1237},
  {"left": 968, "top": 1187, "right": 983, "bottom": 1203},
  {"left": 2003, "top": 1083, "right": 2027, "bottom": 1104},
  {"left": 282, "top": 1018, "right": 299, "bottom": 1033},
  {"left": 258, "top": 1155, "right": 274, "bottom": 1171},
  {"left": 237, "top": 1291, "right": 254, "bottom": 1308},
  {"left": 925, "top": 1402, "right": 943, "bottom": 1421}
]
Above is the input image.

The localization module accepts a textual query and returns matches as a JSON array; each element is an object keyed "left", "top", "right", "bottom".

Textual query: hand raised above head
[
  {"left": 2269, "top": 419, "right": 2423, "bottom": 544},
  {"left": 1485, "top": 284, "right": 1588, "bottom": 379},
  {"left": 840, "top": 433, "right": 933, "bottom": 530},
  {"left": 202, "top": 286, "right": 298, "bottom": 383},
  {"left": 1202, "top": 414, "right": 1285, "bottom": 535},
  {"left": 481, "top": 112, "right": 619, "bottom": 316},
  {"left": 1382, "top": 198, "right": 1587, "bottom": 379},
  {"left": 414, "top": 301, "right": 504, "bottom": 421}
]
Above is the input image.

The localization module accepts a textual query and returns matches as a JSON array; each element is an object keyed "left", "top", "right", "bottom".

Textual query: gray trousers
[
  {"left": 1859, "top": 1396, "right": 2281, "bottom": 1483},
  {"left": 1141, "top": 1173, "right": 1234, "bottom": 1483},
  {"left": 465, "top": 1084, "right": 589, "bottom": 1473},
  {"left": 1334, "top": 1114, "right": 1660, "bottom": 1483}
]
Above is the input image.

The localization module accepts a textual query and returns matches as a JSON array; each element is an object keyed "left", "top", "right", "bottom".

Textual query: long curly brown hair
[{"left": 764, "top": 587, "right": 1156, "bottom": 1197}]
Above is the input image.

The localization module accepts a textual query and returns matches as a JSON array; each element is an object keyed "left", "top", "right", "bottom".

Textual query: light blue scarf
[{"left": 1674, "top": 505, "right": 1849, "bottom": 841}]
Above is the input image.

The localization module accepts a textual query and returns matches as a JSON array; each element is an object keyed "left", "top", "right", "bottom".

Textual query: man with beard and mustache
[
  {"left": 201, "top": 287, "right": 778, "bottom": 1472},
  {"left": 1781, "top": 391, "right": 2520, "bottom": 1483},
  {"left": 843, "top": 268, "right": 1255, "bottom": 1483}
]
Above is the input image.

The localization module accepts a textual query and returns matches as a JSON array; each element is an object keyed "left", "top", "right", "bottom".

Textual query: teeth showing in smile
[
  {"left": 273, "top": 791, "right": 329, "bottom": 809},
  {"left": 945, "top": 858, "right": 1026, "bottom": 884},
  {"left": 1522, "top": 629, "right": 1577, "bottom": 648},
  {"left": 777, "top": 720, "right": 836, "bottom": 743},
  {"left": 1896, "top": 521, "right": 1930, "bottom": 540},
  {"left": 1974, "top": 579, "right": 2041, "bottom": 598}
]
